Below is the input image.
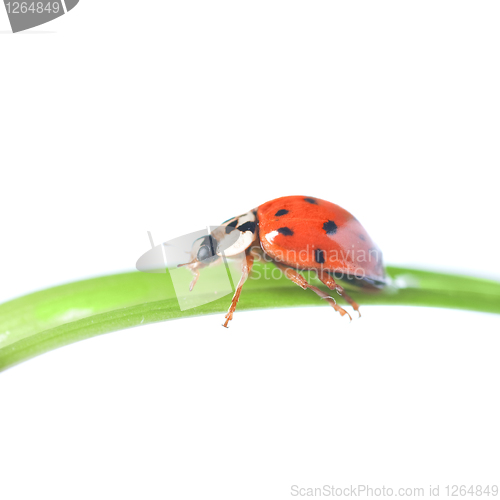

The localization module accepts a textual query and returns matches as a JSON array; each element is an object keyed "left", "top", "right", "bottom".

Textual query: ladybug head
[
  {"left": 178, "top": 210, "right": 258, "bottom": 292},
  {"left": 178, "top": 234, "right": 220, "bottom": 270},
  {"left": 177, "top": 233, "right": 222, "bottom": 291}
]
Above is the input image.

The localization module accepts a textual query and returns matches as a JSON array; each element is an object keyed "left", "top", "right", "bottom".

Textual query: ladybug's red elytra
[{"left": 181, "top": 196, "right": 385, "bottom": 327}]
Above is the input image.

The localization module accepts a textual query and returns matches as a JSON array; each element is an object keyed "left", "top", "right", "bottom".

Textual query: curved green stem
[{"left": 1, "top": 263, "right": 499, "bottom": 371}]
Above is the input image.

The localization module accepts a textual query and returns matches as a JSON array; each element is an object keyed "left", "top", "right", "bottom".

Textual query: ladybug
[{"left": 181, "top": 196, "right": 385, "bottom": 327}]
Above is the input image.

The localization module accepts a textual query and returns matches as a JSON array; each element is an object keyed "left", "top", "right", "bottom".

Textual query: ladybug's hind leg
[
  {"left": 317, "top": 270, "right": 361, "bottom": 318},
  {"left": 273, "top": 261, "right": 352, "bottom": 320},
  {"left": 223, "top": 250, "right": 254, "bottom": 328}
]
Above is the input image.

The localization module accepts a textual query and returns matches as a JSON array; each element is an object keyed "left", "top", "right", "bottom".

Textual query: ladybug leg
[
  {"left": 188, "top": 267, "right": 200, "bottom": 292},
  {"left": 223, "top": 251, "right": 254, "bottom": 328},
  {"left": 317, "top": 271, "right": 361, "bottom": 318},
  {"left": 273, "top": 261, "right": 352, "bottom": 321}
]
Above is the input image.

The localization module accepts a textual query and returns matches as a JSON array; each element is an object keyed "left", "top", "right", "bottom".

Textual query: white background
[{"left": 1, "top": 2, "right": 500, "bottom": 499}]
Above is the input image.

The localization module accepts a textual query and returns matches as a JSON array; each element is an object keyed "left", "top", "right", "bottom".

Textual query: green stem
[{"left": 1, "top": 263, "right": 499, "bottom": 371}]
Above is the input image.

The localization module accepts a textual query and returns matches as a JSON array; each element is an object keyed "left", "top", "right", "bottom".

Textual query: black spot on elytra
[
  {"left": 323, "top": 220, "right": 338, "bottom": 236},
  {"left": 225, "top": 219, "right": 238, "bottom": 234},
  {"left": 303, "top": 197, "right": 317, "bottom": 204},
  {"left": 277, "top": 227, "right": 293, "bottom": 236},
  {"left": 237, "top": 221, "right": 256, "bottom": 233},
  {"left": 275, "top": 209, "right": 289, "bottom": 216},
  {"left": 359, "top": 234, "right": 366, "bottom": 241},
  {"left": 315, "top": 249, "right": 325, "bottom": 264}
]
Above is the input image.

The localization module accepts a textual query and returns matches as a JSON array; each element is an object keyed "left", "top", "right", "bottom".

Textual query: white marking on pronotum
[
  {"left": 235, "top": 211, "right": 255, "bottom": 227},
  {"left": 220, "top": 231, "right": 254, "bottom": 257},
  {"left": 218, "top": 211, "right": 257, "bottom": 257}
]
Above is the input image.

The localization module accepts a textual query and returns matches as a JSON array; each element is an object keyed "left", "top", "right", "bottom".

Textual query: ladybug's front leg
[
  {"left": 317, "top": 270, "right": 361, "bottom": 318},
  {"left": 273, "top": 261, "right": 352, "bottom": 320},
  {"left": 188, "top": 267, "right": 200, "bottom": 292},
  {"left": 223, "top": 251, "right": 254, "bottom": 328}
]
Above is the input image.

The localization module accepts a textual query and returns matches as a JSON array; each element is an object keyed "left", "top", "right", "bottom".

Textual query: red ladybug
[{"left": 182, "top": 196, "right": 385, "bottom": 327}]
